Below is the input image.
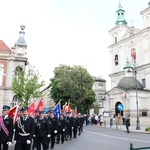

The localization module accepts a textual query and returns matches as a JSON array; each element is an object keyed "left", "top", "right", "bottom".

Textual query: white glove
[
  {"left": 13, "top": 141, "right": 17, "bottom": 144},
  {"left": 54, "top": 130, "right": 57, "bottom": 133},
  {"left": 72, "top": 127, "right": 74, "bottom": 129},
  {"left": 26, "top": 140, "right": 31, "bottom": 144},
  {"left": 33, "top": 135, "right": 36, "bottom": 137},
  {"left": 63, "top": 129, "right": 65, "bottom": 132},
  {"left": 7, "top": 142, "right": 12, "bottom": 146},
  {"left": 78, "top": 126, "right": 80, "bottom": 128},
  {"left": 47, "top": 134, "right": 51, "bottom": 137}
]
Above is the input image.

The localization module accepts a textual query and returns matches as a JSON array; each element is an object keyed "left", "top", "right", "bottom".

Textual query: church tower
[
  {"left": 106, "top": 1, "right": 150, "bottom": 124},
  {"left": 14, "top": 24, "right": 27, "bottom": 56}
]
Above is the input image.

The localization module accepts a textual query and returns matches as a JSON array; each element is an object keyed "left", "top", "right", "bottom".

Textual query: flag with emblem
[
  {"left": 54, "top": 100, "right": 61, "bottom": 117},
  {"left": 36, "top": 98, "right": 44, "bottom": 111}
]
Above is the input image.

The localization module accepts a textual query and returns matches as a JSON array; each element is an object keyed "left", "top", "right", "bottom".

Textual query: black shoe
[
  {"left": 61, "top": 142, "right": 64, "bottom": 144},
  {"left": 51, "top": 147, "right": 54, "bottom": 149}
]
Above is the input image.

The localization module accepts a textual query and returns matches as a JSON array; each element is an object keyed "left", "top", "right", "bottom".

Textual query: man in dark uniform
[
  {"left": 73, "top": 113, "right": 78, "bottom": 138},
  {"left": 67, "top": 112, "right": 74, "bottom": 141},
  {"left": 32, "top": 110, "right": 39, "bottom": 150},
  {"left": 0, "top": 105, "right": 13, "bottom": 150},
  {"left": 35, "top": 111, "right": 50, "bottom": 150},
  {"left": 77, "top": 113, "right": 83, "bottom": 136},
  {"left": 56, "top": 114, "right": 66, "bottom": 144},
  {"left": 47, "top": 110, "right": 58, "bottom": 149},
  {"left": 14, "top": 107, "right": 35, "bottom": 150}
]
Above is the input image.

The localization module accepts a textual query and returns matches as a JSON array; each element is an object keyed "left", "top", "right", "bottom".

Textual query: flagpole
[
  {"left": 53, "top": 99, "right": 61, "bottom": 110},
  {"left": 13, "top": 105, "right": 19, "bottom": 124}
]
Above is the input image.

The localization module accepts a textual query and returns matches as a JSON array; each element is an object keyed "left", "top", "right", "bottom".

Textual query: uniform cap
[
  {"left": 66, "top": 112, "right": 71, "bottom": 114},
  {"left": 35, "top": 110, "right": 39, "bottom": 113},
  {"left": 39, "top": 111, "right": 44, "bottom": 114},
  {"left": 22, "top": 107, "right": 28, "bottom": 111},
  {"left": 3, "top": 105, "right": 10, "bottom": 110},
  {"left": 49, "top": 110, "right": 54, "bottom": 113}
]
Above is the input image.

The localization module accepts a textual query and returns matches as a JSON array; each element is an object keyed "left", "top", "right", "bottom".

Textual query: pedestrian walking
[
  {"left": 14, "top": 107, "right": 35, "bottom": 150},
  {"left": 0, "top": 105, "right": 13, "bottom": 150},
  {"left": 125, "top": 115, "right": 130, "bottom": 133}
]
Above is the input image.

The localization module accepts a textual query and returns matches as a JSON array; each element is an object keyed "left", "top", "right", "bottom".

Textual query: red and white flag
[
  {"left": 28, "top": 102, "right": 35, "bottom": 118},
  {"left": 8, "top": 105, "right": 19, "bottom": 125},
  {"left": 62, "top": 102, "right": 67, "bottom": 116},
  {"left": 67, "top": 100, "right": 71, "bottom": 112},
  {"left": 36, "top": 98, "right": 44, "bottom": 111}
]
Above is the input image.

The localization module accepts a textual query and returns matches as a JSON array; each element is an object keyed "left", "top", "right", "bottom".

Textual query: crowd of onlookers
[{"left": 87, "top": 114, "right": 104, "bottom": 126}]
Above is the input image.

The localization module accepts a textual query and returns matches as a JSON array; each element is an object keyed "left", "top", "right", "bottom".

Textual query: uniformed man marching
[
  {"left": 14, "top": 107, "right": 35, "bottom": 150},
  {"left": 35, "top": 111, "right": 50, "bottom": 150},
  {"left": 73, "top": 113, "right": 78, "bottom": 138},
  {"left": 77, "top": 113, "right": 83, "bottom": 136},
  {"left": 66, "top": 112, "right": 74, "bottom": 141},
  {"left": 32, "top": 110, "right": 39, "bottom": 150},
  {"left": 0, "top": 105, "right": 13, "bottom": 150},
  {"left": 56, "top": 114, "right": 66, "bottom": 144},
  {"left": 47, "top": 110, "right": 58, "bottom": 149}
]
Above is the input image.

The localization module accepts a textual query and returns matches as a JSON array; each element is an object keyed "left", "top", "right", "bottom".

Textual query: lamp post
[{"left": 134, "top": 62, "right": 140, "bottom": 130}]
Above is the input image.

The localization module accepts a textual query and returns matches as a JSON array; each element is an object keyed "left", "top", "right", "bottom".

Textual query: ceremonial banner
[
  {"left": 54, "top": 103, "right": 61, "bottom": 117},
  {"left": 8, "top": 105, "right": 19, "bottom": 125},
  {"left": 28, "top": 102, "right": 35, "bottom": 118},
  {"left": 36, "top": 98, "right": 44, "bottom": 111}
]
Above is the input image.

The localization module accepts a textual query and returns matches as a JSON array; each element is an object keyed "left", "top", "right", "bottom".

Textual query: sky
[{"left": 0, "top": 0, "right": 149, "bottom": 90}]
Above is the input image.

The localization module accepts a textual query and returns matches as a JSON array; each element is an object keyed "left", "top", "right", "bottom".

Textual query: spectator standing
[{"left": 125, "top": 115, "right": 130, "bottom": 133}]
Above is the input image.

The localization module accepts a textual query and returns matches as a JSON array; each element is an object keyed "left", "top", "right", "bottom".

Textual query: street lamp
[{"left": 134, "top": 62, "right": 140, "bottom": 130}]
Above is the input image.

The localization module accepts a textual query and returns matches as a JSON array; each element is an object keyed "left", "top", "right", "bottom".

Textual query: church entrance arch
[{"left": 115, "top": 101, "right": 123, "bottom": 116}]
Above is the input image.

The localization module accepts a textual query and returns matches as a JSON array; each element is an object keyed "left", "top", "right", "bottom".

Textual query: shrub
[{"left": 145, "top": 127, "right": 150, "bottom": 132}]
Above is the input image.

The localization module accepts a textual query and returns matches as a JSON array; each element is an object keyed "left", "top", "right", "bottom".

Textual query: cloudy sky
[{"left": 0, "top": 0, "right": 148, "bottom": 90}]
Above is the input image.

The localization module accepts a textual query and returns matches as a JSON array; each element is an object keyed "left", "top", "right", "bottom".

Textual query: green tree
[
  {"left": 11, "top": 65, "right": 45, "bottom": 106},
  {"left": 50, "top": 64, "right": 96, "bottom": 113}
]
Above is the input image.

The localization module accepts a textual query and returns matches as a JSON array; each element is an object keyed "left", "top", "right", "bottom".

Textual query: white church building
[{"left": 104, "top": 1, "right": 150, "bottom": 126}]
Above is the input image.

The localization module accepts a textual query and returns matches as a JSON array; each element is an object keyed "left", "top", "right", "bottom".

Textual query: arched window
[
  {"left": 114, "top": 55, "right": 119, "bottom": 65},
  {"left": 15, "top": 66, "right": 23, "bottom": 75},
  {"left": 12, "top": 95, "right": 18, "bottom": 107}
]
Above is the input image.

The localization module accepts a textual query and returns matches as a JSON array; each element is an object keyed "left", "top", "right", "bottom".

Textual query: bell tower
[{"left": 14, "top": 24, "right": 27, "bottom": 56}]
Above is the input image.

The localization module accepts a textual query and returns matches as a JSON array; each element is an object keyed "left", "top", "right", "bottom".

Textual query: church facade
[
  {"left": 104, "top": 1, "right": 150, "bottom": 126},
  {"left": 0, "top": 25, "right": 28, "bottom": 113}
]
